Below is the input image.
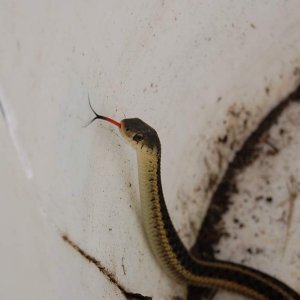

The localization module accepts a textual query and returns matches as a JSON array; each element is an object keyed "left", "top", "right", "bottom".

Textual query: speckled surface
[
  {"left": 0, "top": 1, "right": 300, "bottom": 299},
  {"left": 189, "top": 90, "right": 300, "bottom": 300}
]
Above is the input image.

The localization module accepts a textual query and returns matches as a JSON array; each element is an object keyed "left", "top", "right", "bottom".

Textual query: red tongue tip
[{"left": 103, "top": 116, "right": 121, "bottom": 128}]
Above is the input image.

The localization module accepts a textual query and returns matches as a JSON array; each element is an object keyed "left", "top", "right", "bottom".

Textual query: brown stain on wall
[
  {"left": 188, "top": 84, "right": 300, "bottom": 299},
  {"left": 62, "top": 234, "right": 152, "bottom": 300}
]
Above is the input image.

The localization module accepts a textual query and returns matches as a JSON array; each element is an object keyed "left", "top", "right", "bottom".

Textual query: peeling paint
[{"left": 282, "top": 175, "right": 299, "bottom": 255}]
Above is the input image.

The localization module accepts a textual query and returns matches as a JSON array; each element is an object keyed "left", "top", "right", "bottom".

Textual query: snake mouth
[{"left": 119, "top": 120, "right": 140, "bottom": 147}]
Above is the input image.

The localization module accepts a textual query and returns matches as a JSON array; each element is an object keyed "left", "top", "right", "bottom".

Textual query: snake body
[{"left": 89, "top": 106, "right": 300, "bottom": 300}]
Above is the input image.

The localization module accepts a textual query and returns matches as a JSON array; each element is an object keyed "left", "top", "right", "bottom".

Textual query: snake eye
[{"left": 133, "top": 133, "right": 144, "bottom": 142}]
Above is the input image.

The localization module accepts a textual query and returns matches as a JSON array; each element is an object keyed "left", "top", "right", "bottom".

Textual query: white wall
[{"left": 0, "top": 1, "right": 300, "bottom": 299}]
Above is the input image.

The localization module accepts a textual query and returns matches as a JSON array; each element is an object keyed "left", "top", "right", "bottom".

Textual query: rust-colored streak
[{"left": 62, "top": 234, "right": 152, "bottom": 300}]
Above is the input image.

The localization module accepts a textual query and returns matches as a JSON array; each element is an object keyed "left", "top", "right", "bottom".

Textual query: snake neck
[{"left": 136, "top": 148, "right": 192, "bottom": 282}]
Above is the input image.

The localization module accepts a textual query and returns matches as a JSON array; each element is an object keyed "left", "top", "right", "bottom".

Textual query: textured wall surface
[{"left": 0, "top": 1, "right": 300, "bottom": 299}]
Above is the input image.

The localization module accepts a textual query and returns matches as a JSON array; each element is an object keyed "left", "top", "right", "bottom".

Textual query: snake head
[
  {"left": 120, "top": 118, "right": 161, "bottom": 153},
  {"left": 86, "top": 99, "right": 160, "bottom": 153}
]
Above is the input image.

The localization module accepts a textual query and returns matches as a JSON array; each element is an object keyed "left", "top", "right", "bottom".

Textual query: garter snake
[{"left": 88, "top": 102, "right": 300, "bottom": 300}]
